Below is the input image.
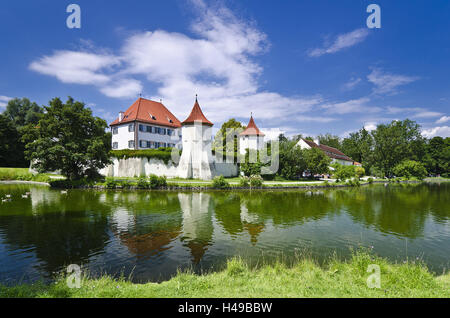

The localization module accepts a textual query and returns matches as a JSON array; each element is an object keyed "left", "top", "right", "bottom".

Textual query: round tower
[
  {"left": 239, "top": 115, "right": 265, "bottom": 155},
  {"left": 177, "top": 96, "right": 215, "bottom": 180}
]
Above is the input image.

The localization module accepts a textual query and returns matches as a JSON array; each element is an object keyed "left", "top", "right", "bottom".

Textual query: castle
[{"left": 108, "top": 97, "right": 265, "bottom": 180}]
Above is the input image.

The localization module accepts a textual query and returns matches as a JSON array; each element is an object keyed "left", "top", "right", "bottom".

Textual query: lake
[{"left": 0, "top": 183, "right": 449, "bottom": 284}]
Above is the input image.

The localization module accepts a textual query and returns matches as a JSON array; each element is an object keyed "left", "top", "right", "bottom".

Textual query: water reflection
[{"left": 0, "top": 183, "right": 448, "bottom": 283}]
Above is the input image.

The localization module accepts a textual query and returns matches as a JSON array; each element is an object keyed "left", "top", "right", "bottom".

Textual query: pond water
[{"left": 0, "top": 183, "right": 449, "bottom": 284}]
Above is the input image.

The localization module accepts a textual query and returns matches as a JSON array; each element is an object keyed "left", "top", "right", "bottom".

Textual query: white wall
[
  {"left": 239, "top": 135, "right": 265, "bottom": 155},
  {"left": 111, "top": 122, "right": 182, "bottom": 150},
  {"left": 99, "top": 156, "right": 238, "bottom": 179}
]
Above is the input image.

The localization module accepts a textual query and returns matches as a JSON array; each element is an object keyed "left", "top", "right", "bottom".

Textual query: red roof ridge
[
  {"left": 240, "top": 115, "right": 265, "bottom": 136},
  {"left": 181, "top": 97, "right": 213, "bottom": 126}
]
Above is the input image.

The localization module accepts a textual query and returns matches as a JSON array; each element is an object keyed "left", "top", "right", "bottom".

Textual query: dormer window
[{"left": 148, "top": 112, "right": 156, "bottom": 120}]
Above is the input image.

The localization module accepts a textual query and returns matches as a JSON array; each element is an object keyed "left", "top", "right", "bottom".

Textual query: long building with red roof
[{"left": 110, "top": 98, "right": 182, "bottom": 150}]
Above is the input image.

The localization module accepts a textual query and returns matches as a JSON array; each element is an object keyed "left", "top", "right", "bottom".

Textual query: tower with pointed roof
[
  {"left": 239, "top": 115, "right": 265, "bottom": 155},
  {"left": 177, "top": 96, "right": 216, "bottom": 180}
]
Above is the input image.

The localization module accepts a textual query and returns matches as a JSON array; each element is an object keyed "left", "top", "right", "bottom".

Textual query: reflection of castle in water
[{"left": 178, "top": 193, "right": 214, "bottom": 263}]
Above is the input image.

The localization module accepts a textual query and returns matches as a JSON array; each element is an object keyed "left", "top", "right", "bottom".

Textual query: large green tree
[
  {"left": 371, "top": 119, "right": 426, "bottom": 178},
  {"left": 423, "top": 136, "right": 450, "bottom": 176},
  {"left": 276, "top": 139, "right": 306, "bottom": 180},
  {"left": 0, "top": 114, "right": 27, "bottom": 167},
  {"left": 22, "top": 97, "right": 111, "bottom": 180},
  {"left": 341, "top": 128, "right": 374, "bottom": 170},
  {"left": 3, "top": 98, "right": 43, "bottom": 130},
  {"left": 303, "top": 147, "right": 331, "bottom": 175}
]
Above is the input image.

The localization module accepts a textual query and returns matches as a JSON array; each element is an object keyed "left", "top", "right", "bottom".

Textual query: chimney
[
  {"left": 119, "top": 111, "right": 124, "bottom": 122},
  {"left": 314, "top": 138, "right": 320, "bottom": 146}
]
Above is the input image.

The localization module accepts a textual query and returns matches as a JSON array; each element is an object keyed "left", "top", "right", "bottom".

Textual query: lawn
[{"left": 1, "top": 251, "right": 448, "bottom": 298}]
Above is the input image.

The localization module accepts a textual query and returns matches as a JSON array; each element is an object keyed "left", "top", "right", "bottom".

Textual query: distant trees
[
  {"left": 0, "top": 98, "right": 44, "bottom": 167},
  {"left": 213, "top": 118, "right": 244, "bottom": 155},
  {"left": 318, "top": 133, "right": 341, "bottom": 150},
  {"left": 22, "top": 97, "right": 111, "bottom": 180},
  {"left": 0, "top": 114, "right": 26, "bottom": 167},
  {"left": 423, "top": 137, "right": 450, "bottom": 177},
  {"left": 303, "top": 147, "right": 331, "bottom": 176}
]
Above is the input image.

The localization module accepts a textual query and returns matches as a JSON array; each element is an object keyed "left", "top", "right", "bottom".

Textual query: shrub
[
  {"left": 110, "top": 149, "right": 179, "bottom": 164},
  {"left": 355, "top": 166, "right": 365, "bottom": 179},
  {"left": 346, "top": 178, "right": 360, "bottom": 187},
  {"left": 49, "top": 178, "right": 91, "bottom": 189},
  {"left": 239, "top": 176, "right": 250, "bottom": 187},
  {"left": 368, "top": 177, "right": 374, "bottom": 184},
  {"left": 105, "top": 177, "right": 117, "bottom": 189},
  {"left": 250, "top": 175, "right": 263, "bottom": 188},
  {"left": 392, "top": 160, "right": 427, "bottom": 180},
  {"left": 212, "top": 176, "right": 230, "bottom": 189},
  {"left": 149, "top": 174, "right": 167, "bottom": 189},
  {"left": 332, "top": 164, "right": 356, "bottom": 182},
  {"left": 137, "top": 177, "right": 149, "bottom": 189}
]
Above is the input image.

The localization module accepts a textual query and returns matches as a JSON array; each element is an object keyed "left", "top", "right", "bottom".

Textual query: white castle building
[
  {"left": 110, "top": 98, "right": 182, "bottom": 150},
  {"left": 108, "top": 97, "right": 263, "bottom": 180}
]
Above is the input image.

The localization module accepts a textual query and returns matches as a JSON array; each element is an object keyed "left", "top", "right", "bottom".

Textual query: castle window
[
  {"left": 112, "top": 142, "right": 118, "bottom": 149},
  {"left": 112, "top": 127, "right": 118, "bottom": 135},
  {"left": 128, "top": 140, "right": 135, "bottom": 148},
  {"left": 128, "top": 124, "right": 134, "bottom": 132}
]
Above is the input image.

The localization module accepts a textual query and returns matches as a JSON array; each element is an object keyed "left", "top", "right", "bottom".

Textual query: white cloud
[
  {"left": 436, "top": 116, "right": 450, "bottom": 124},
  {"left": 341, "top": 77, "right": 361, "bottom": 91},
  {"left": 364, "top": 122, "right": 377, "bottom": 131},
  {"left": 0, "top": 95, "right": 12, "bottom": 108},
  {"left": 422, "top": 126, "right": 450, "bottom": 138},
  {"left": 295, "top": 115, "right": 337, "bottom": 123},
  {"left": 368, "top": 68, "right": 419, "bottom": 95},
  {"left": 308, "top": 28, "right": 370, "bottom": 57},
  {"left": 29, "top": 0, "right": 320, "bottom": 123},
  {"left": 322, "top": 97, "right": 382, "bottom": 115},
  {"left": 30, "top": 51, "right": 120, "bottom": 85},
  {"left": 386, "top": 106, "right": 442, "bottom": 118}
]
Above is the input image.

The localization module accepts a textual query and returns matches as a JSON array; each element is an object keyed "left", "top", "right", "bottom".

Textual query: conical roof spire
[
  {"left": 240, "top": 114, "right": 265, "bottom": 136},
  {"left": 182, "top": 96, "right": 213, "bottom": 126}
]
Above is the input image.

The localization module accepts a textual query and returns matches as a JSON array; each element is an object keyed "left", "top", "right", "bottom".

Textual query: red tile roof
[
  {"left": 301, "top": 138, "right": 354, "bottom": 162},
  {"left": 110, "top": 98, "right": 181, "bottom": 128},
  {"left": 181, "top": 98, "right": 213, "bottom": 126},
  {"left": 240, "top": 116, "right": 265, "bottom": 136}
]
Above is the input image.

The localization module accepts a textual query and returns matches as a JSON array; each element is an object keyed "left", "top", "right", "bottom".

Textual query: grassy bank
[
  {"left": 0, "top": 168, "right": 55, "bottom": 182},
  {"left": 1, "top": 251, "right": 448, "bottom": 298}
]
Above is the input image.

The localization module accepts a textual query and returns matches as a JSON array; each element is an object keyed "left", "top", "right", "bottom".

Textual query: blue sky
[{"left": 0, "top": 0, "right": 449, "bottom": 138}]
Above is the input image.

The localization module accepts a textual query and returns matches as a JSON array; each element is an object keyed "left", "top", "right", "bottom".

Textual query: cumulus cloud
[
  {"left": 0, "top": 95, "right": 12, "bottom": 108},
  {"left": 368, "top": 68, "right": 419, "bottom": 95},
  {"left": 436, "top": 116, "right": 450, "bottom": 124},
  {"left": 364, "top": 122, "right": 377, "bottom": 131},
  {"left": 422, "top": 126, "right": 450, "bottom": 138},
  {"left": 308, "top": 28, "right": 370, "bottom": 57},
  {"left": 29, "top": 0, "right": 322, "bottom": 123}
]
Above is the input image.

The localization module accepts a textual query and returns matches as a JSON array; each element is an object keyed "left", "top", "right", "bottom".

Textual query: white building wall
[
  {"left": 111, "top": 122, "right": 182, "bottom": 150},
  {"left": 239, "top": 135, "right": 265, "bottom": 155}
]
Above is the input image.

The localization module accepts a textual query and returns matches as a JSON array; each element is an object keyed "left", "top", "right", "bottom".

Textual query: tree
[
  {"left": 318, "top": 133, "right": 341, "bottom": 150},
  {"left": 392, "top": 160, "right": 427, "bottom": 180},
  {"left": 0, "top": 114, "right": 27, "bottom": 167},
  {"left": 276, "top": 139, "right": 306, "bottom": 180},
  {"left": 213, "top": 118, "right": 244, "bottom": 155},
  {"left": 423, "top": 137, "right": 450, "bottom": 176},
  {"left": 371, "top": 119, "right": 426, "bottom": 178},
  {"left": 240, "top": 149, "right": 263, "bottom": 177},
  {"left": 3, "top": 98, "right": 43, "bottom": 130},
  {"left": 341, "top": 128, "right": 374, "bottom": 170},
  {"left": 303, "top": 147, "right": 331, "bottom": 176},
  {"left": 332, "top": 164, "right": 356, "bottom": 182},
  {"left": 22, "top": 97, "right": 111, "bottom": 180}
]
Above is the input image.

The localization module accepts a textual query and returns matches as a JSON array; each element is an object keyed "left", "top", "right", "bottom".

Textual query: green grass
[
  {"left": 1, "top": 251, "right": 448, "bottom": 298},
  {"left": 0, "top": 167, "right": 54, "bottom": 182}
]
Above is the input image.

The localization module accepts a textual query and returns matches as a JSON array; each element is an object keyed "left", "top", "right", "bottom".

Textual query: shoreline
[
  {"left": 0, "top": 179, "right": 426, "bottom": 190},
  {"left": 1, "top": 251, "right": 448, "bottom": 298}
]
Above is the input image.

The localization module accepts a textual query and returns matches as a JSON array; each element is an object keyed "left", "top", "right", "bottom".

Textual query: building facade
[{"left": 110, "top": 98, "right": 182, "bottom": 150}]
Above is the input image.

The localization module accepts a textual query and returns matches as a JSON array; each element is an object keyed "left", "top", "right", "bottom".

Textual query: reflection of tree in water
[
  {"left": 0, "top": 187, "right": 112, "bottom": 277},
  {"left": 107, "top": 192, "right": 183, "bottom": 259},
  {"left": 240, "top": 191, "right": 335, "bottom": 226},
  {"left": 178, "top": 193, "right": 214, "bottom": 263},
  {"left": 328, "top": 183, "right": 450, "bottom": 238},
  {"left": 212, "top": 192, "right": 265, "bottom": 245}
]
